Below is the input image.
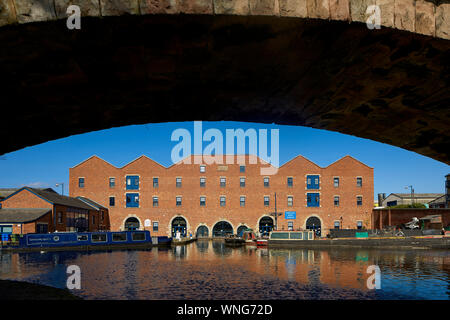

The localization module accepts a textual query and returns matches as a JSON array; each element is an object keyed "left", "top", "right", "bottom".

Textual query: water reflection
[{"left": 0, "top": 240, "right": 449, "bottom": 300}]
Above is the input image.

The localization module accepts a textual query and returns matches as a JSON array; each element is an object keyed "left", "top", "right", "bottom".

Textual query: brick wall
[
  {"left": 372, "top": 208, "right": 450, "bottom": 229},
  {"left": 69, "top": 154, "right": 374, "bottom": 237}
]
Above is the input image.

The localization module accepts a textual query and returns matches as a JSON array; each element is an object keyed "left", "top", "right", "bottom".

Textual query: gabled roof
[
  {"left": 121, "top": 155, "right": 166, "bottom": 169},
  {"left": 0, "top": 208, "right": 52, "bottom": 223},
  {"left": 1, "top": 187, "right": 93, "bottom": 210},
  {"left": 76, "top": 196, "right": 107, "bottom": 210},
  {"left": 71, "top": 153, "right": 372, "bottom": 171},
  {"left": 70, "top": 155, "right": 117, "bottom": 169},
  {"left": 388, "top": 193, "right": 444, "bottom": 199},
  {"left": 324, "top": 155, "right": 373, "bottom": 169},
  {"left": 280, "top": 154, "right": 321, "bottom": 169},
  {"left": 428, "top": 195, "right": 446, "bottom": 204},
  {"left": 0, "top": 188, "right": 56, "bottom": 199}
]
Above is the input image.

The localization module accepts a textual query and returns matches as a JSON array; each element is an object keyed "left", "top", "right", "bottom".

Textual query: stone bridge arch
[{"left": 0, "top": 1, "right": 449, "bottom": 163}]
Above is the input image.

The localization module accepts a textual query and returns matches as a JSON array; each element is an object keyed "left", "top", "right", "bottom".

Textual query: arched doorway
[
  {"left": 196, "top": 225, "right": 209, "bottom": 238},
  {"left": 124, "top": 217, "right": 140, "bottom": 231},
  {"left": 306, "top": 216, "right": 322, "bottom": 237},
  {"left": 259, "top": 216, "right": 274, "bottom": 236},
  {"left": 237, "top": 225, "right": 248, "bottom": 237},
  {"left": 212, "top": 221, "right": 233, "bottom": 237},
  {"left": 172, "top": 217, "right": 187, "bottom": 238}
]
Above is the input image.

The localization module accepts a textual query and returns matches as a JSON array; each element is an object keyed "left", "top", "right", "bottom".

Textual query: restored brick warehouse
[
  {"left": 69, "top": 154, "right": 373, "bottom": 238},
  {"left": 0, "top": 187, "right": 110, "bottom": 234}
]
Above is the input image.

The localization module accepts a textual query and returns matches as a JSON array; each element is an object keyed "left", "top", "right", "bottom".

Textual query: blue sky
[{"left": 0, "top": 121, "right": 448, "bottom": 200}]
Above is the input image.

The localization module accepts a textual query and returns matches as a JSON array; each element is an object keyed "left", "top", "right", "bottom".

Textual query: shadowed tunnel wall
[{"left": 0, "top": 13, "right": 449, "bottom": 163}]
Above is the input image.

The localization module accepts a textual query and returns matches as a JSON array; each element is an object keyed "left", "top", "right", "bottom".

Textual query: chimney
[{"left": 377, "top": 193, "right": 386, "bottom": 207}]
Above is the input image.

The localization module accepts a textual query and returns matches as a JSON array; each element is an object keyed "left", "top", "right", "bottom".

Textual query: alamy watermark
[
  {"left": 170, "top": 121, "right": 279, "bottom": 175},
  {"left": 66, "top": 265, "right": 81, "bottom": 289},
  {"left": 66, "top": 5, "right": 81, "bottom": 30},
  {"left": 366, "top": 265, "right": 381, "bottom": 289}
]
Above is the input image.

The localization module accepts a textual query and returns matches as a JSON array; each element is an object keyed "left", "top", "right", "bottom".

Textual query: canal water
[{"left": 1, "top": 240, "right": 449, "bottom": 300}]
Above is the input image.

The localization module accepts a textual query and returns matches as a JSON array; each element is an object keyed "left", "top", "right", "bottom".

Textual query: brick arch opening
[
  {"left": 122, "top": 215, "right": 143, "bottom": 231},
  {"left": 169, "top": 215, "right": 189, "bottom": 238},
  {"left": 196, "top": 224, "right": 209, "bottom": 238},
  {"left": 236, "top": 224, "right": 249, "bottom": 237},
  {"left": 212, "top": 220, "right": 234, "bottom": 237},
  {"left": 257, "top": 215, "right": 274, "bottom": 236},
  {"left": 304, "top": 215, "right": 323, "bottom": 237}
]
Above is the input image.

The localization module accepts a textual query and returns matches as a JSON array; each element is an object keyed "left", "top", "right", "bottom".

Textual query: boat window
[
  {"left": 112, "top": 233, "right": 127, "bottom": 242},
  {"left": 270, "top": 232, "right": 289, "bottom": 239},
  {"left": 77, "top": 235, "right": 88, "bottom": 241},
  {"left": 289, "top": 232, "right": 302, "bottom": 240},
  {"left": 92, "top": 233, "right": 107, "bottom": 242},
  {"left": 308, "top": 232, "right": 313, "bottom": 240},
  {"left": 132, "top": 232, "right": 146, "bottom": 241}
]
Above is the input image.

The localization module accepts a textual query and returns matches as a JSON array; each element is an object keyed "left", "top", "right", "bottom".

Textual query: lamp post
[
  {"left": 405, "top": 185, "right": 414, "bottom": 206},
  {"left": 55, "top": 183, "right": 64, "bottom": 196}
]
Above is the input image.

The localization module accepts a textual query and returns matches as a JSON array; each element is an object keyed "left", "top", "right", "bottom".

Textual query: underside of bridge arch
[{"left": 0, "top": 14, "right": 449, "bottom": 163}]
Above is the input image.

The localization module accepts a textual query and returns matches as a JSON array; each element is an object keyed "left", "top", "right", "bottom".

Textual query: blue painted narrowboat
[{"left": 11, "top": 230, "right": 152, "bottom": 251}]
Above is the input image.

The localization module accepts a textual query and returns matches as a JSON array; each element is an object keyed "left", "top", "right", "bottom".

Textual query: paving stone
[
  {"left": 307, "top": 0, "right": 329, "bottom": 19},
  {"left": 13, "top": 0, "right": 56, "bottom": 23},
  {"left": 54, "top": 0, "right": 101, "bottom": 19},
  {"left": 178, "top": 0, "right": 213, "bottom": 14},
  {"left": 394, "top": 0, "right": 415, "bottom": 32},
  {"left": 99, "top": 0, "right": 139, "bottom": 16},
  {"left": 0, "top": 0, "right": 17, "bottom": 26},
  {"left": 415, "top": 0, "right": 435, "bottom": 36},
  {"left": 214, "top": 0, "right": 249, "bottom": 15},
  {"left": 329, "top": 0, "right": 349, "bottom": 21},
  {"left": 436, "top": 3, "right": 450, "bottom": 40}
]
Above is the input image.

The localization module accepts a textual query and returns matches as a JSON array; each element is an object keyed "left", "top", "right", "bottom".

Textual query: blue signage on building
[{"left": 285, "top": 211, "right": 296, "bottom": 219}]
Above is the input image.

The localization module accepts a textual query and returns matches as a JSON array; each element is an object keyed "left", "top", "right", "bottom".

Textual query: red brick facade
[{"left": 69, "top": 154, "right": 374, "bottom": 237}]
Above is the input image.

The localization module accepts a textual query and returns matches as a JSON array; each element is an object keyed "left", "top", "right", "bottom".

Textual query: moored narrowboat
[
  {"left": 2, "top": 230, "right": 153, "bottom": 252},
  {"left": 268, "top": 230, "right": 315, "bottom": 246}
]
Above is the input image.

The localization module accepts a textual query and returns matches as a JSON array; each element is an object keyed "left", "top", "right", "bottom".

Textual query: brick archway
[{"left": 121, "top": 214, "right": 143, "bottom": 231}]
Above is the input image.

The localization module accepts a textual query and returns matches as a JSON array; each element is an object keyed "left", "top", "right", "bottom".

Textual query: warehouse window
[
  {"left": 109, "top": 177, "right": 115, "bottom": 188},
  {"left": 334, "top": 196, "right": 340, "bottom": 206},
  {"left": 240, "top": 165, "right": 245, "bottom": 173},
  {"left": 240, "top": 196, "right": 246, "bottom": 207},
  {"left": 307, "top": 193, "right": 320, "bottom": 207},
  {"left": 200, "top": 196, "right": 206, "bottom": 206},
  {"left": 264, "top": 196, "right": 270, "bottom": 206},
  {"left": 357, "top": 177, "right": 363, "bottom": 187},
  {"left": 240, "top": 177, "right": 246, "bottom": 187},
  {"left": 109, "top": 196, "right": 115, "bottom": 207},
  {"left": 153, "top": 177, "right": 159, "bottom": 188},
  {"left": 153, "top": 222, "right": 159, "bottom": 232},
  {"left": 220, "top": 177, "right": 226, "bottom": 187},
  {"left": 220, "top": 196, "right": 226, "bottom": 207},
  {"left": 200, "top": 165, "right": 206, "bottom": 173},
  {"left": 200, "top": 177, "right": 206, "bottom": 187},
  {"left": 126, "top": 193, "right": 139, "bottom": 208},
  {"left": 334, "top": 177, "right": 339, "bottom": 187},
  {"left": 357, "top": 221, "right": 363, "bottom": 230},
  {"left": 287, "top": 196, "right": 293, "bottom": 207},
  {"left": 78, "top": 177, "right": 85, "bottom": 188},
  {"left": 287, "top": 177, "right": 293, "bottom": 187},
  {"left": 264, "top": 177, "right": 269, "bottom": 187},
  {"left": 357, "top": 196, "right": 363, "bottom": 206},
  {"left": 153, "top": 196, "right": 159, "bottom": 207},
  {"left": 176, "top": 177, "right": 182, "bottom": 188},
  {"left": 126, "top": 176, "right": 139, "bottom": 190},
  {"left": 176, "top": 196, "right": 182, "bottom": 206},
  {"left": 307, "top": 175, "right": 320, "bottom": 189}
]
